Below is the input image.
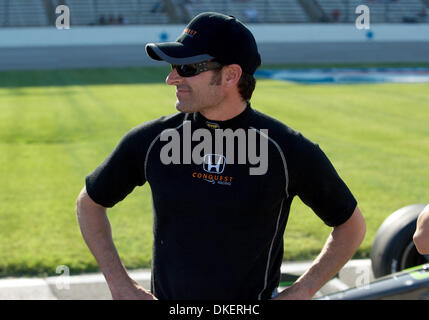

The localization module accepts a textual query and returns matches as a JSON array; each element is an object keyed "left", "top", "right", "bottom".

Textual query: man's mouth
[{"left": 176, "top": 87, "right": 191, "bottom": 97}]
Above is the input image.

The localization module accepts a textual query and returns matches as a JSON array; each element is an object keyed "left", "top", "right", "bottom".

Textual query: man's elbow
[
  {"left": 76, "top": 187, "right": 88, "bottom": 215},
  {"left": 349, "top": 206, "right": 366, "bottom": 243},
  {"left": 359, "top": 210, "right": 367, "bottom": 239},
  {"left": 334, "top": 206, "right": 366, "bottom": 250},
  {"left": 76, "top": 187, "right": 105, "bottom": 216}
]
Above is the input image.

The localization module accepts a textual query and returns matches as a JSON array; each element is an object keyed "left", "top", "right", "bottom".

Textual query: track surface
[{"left": 1, "top": 42, "right": 429, "bottom": 71}]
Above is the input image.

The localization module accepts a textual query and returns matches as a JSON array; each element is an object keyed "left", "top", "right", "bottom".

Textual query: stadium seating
[
  {"left": 0, "top": 0, "right": 428, "bottom": 27},
  {"left": 183, "top": 0, "right": 309, "bottom": 23},
  {"left": 0, "top": 0, "right": 48, "bottom": 27},
  {"left": 65, "top": 0, "right": 97, "bottom": 25},
  {"left": 0, "top": 0, "right": 170, "bottom": 27},
  {"left": 379, "top": 0, "right": 426, "bottom": 23},
  {"left": 318, "top": 0, "right": 427, "bottom": 23},
  {"left": 65, "top": 0, "right": 170, "bottom": 25}
]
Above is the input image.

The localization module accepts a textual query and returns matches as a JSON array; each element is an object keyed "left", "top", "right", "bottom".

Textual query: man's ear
[{"left": 223, "top": 64, "right": 242, "bottom": 87}]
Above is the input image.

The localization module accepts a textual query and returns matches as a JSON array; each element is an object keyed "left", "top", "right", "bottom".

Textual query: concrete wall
[{"left": 1, "top": 24, "right": 429, "bottom": 71}]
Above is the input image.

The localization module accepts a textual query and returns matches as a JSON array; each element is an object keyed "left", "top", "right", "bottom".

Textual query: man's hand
[
  {"left": 110, "top": 280, "right": 158, "bottom": 300},
  {"left": 272, "top": 284, "right": 312, "bottom": 300},
  {"left": 76, "top": 187, "right": 158, "bottom": 300},
  {"left": 273, "top": 206, "right": 366, "bottom": 300}
]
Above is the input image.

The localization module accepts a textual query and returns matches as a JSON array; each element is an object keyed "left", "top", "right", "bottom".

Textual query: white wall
[
  {"left": 1, "top": 24, "right": 429, "bottom": 70},
  {"left": 1, "top": 24, "right": 429, "bottom": 48}
]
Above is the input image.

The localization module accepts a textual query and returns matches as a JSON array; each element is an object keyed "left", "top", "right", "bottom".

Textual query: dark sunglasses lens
[{"left": 172, "top": 64, "right": 198, "bottom": 77}]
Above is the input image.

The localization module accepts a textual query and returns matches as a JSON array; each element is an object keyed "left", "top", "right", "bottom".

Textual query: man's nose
[{"left": 166, "top": 68, "right": 183, "bottom": 85}]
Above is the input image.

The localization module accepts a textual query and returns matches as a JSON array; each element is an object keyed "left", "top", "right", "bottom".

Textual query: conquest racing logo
[{"left": 192, "top": 154, "right": 233, "bottom": 186}]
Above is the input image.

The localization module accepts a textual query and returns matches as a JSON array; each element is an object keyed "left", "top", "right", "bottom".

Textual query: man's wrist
[
  {"left": 103, "top": 267, "right": 136, "bottom": 290},
  {"left": 277, "top": 281, "right": 314, "bottom": 300}
]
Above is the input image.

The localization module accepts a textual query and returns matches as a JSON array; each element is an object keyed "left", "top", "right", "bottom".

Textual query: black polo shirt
[{"left": 85, "top": 104, "right": 357, "bottom": 300}]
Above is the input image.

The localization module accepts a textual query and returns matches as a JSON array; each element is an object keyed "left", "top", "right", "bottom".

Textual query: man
[
  {"left": 413, "top": 204, "right": 429, "bottom": 255},
  {"left": 76, "top": 12, "right": 366, "bottom": 300}
]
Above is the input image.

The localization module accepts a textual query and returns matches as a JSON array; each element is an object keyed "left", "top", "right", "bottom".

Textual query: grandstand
[
  {"left": 0, "top": 0, "right": 171, "bottom": 27},
  {"left": 0, "top": 0, "right": 428, "bottom": 27},
  {"left": 183, "top": 0, "right": 309, "bottom": 23},
  {"left": 318, "top": 0, "right": 427, "bottom": 23},
  {"left": 0, "top": 0, "right": 48, "bottom": 27},
  {"left": 64, "top": 0, "right": 170, "bottom": 25}
]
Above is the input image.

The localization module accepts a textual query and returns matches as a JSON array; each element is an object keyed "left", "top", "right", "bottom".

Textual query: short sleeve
[
  {"left": 85, "top": 127, "right": 146, "bottom": 208},
  {"left": 292, "top": 137, "right": 357, "bottom": 227}
]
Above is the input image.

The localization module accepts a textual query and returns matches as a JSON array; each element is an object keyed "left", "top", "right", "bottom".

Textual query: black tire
[{"left": 370, "top": 203, "right": 428, "bottom": 278}]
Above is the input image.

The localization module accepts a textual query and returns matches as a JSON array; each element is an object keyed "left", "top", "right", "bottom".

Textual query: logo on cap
[{"left": 184, "top": 28, "right": 197, "bottom": 38}]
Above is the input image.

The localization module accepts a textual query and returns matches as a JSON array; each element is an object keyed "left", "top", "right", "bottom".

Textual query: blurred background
[
  {"left": 0, "top": 0, "right": 428, "bottom": 289},
  {"left": 1, "top": 0, "right": 429, "bottom": 69}
]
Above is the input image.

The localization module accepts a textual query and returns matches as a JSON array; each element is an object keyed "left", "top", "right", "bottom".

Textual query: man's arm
[
  {"left": 274, "top": 206, "right": 366, "bottom": 300},
  {"left": 76, "top": 186, "right": 156, "bottom": 300},
  {"left": 413, "top": 204, "right": 429, "bottom": 255}
]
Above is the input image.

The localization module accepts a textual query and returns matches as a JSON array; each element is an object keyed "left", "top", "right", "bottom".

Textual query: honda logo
[{"left": 203, "top": 154, "right": 226, "bottom": 174}]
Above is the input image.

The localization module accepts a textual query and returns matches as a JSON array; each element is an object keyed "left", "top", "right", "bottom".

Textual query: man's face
[{"left": 166, "top": 65, "right": 224, "bottom": 114}]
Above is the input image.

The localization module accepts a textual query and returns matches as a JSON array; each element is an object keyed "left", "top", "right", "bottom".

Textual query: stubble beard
[{"left": 176, "top": 71, "right": 223, "bottom": 114}]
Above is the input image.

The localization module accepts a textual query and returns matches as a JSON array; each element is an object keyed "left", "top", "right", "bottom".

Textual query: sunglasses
[{"left": 171, "top": 61, "right": 223, "bottom": 77}]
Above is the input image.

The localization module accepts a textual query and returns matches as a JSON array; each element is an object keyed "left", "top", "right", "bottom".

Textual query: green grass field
[{"left": 0, "top": 66, "right": 428, "bottom": 277}]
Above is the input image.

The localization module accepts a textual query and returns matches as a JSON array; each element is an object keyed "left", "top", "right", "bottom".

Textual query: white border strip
[{"left": 1, "top": 24, "right": 428, "bottom": 48}]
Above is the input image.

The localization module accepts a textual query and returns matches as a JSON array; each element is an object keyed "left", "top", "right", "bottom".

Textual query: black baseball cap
[{"left": 145, "top": 12, "right": 261, "bottom": 75}]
